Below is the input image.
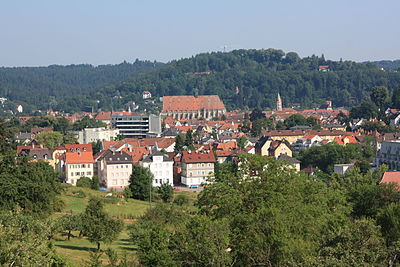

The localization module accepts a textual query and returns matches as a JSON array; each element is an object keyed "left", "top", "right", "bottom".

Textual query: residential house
[
  {"left": 142, "top": 91, "right": 152, "bottom": 99},
  {"left": 277, "top": 154, "right": 300, "bottom": 171},
  {"left": 59, "top": 144, "right": 94, "bottom": 185},
  {"left": 333, "top": 163, "right": 354, "bottom": 176},
  {"left": 255, "top": 137, "right": 292, "bottom": 158},
  {"left": 180, "top": 151, "right": 216, "bottom": 186},
  {"left": 96, "top": 150, "right": 133, "bottom": 190},
  {"left": 140, "top": 151, "right": 174, "bottom": 186},
  {"left": 380, "top": 171, "right": 400, "bottom": 188}
]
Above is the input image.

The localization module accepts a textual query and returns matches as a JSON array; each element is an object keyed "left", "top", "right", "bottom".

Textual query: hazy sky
[{"left": 1, "top": 0, "right": 399, "bottom": 66}]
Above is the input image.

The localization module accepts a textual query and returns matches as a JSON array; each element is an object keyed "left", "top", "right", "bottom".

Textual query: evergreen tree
[{"left": 128, "top": 166, "right": 154, "bottom": 201}]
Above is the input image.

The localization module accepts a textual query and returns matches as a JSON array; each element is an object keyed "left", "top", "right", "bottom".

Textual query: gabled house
[
  {"left": 180, "top": 151, "right": 216, "bottom": 186},
  {"left": 255, "top": 137, "right": 292, "bottom": 158},
  {"left": 96, "top": 150, "right": 133, "bottom": 189},
  {"left": 63, "top": 150, "right": 94, "bottom": 186},
  {"left": 140, "top": 151, "right": 174, "bottom": 186}
]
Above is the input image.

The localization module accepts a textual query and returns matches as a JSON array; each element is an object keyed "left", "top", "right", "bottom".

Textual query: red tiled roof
[
  {"left": 380, "top": 172, "right": 400, "bottom": 188},
  {"left": 162, "top": 95, "right": 225, "bottom": 112},
  {"left": 65, "top": 151, "right": 94, "bottom": 164},
  {"left": 95, "top": 112, "right": 111, "bottom": 121},
  {"left": 181, "top": 151, "right": 215, "bottom": 163}
]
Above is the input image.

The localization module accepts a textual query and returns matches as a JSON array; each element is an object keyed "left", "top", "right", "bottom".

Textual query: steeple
[{"left": 276, "top": 93, "right": 282, "bottom": 111}]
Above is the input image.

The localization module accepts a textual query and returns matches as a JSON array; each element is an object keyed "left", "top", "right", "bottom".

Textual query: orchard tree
[
  {"left": 158, "top": 183, "right": 174, "bottom": 203},
  {"left": 81, "top": 198, "right": 123, "bottom": 250}
]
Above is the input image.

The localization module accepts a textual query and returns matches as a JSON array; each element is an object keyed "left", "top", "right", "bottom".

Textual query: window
[
  {"left": 71, "top": 179, "right": 74, "bottom": 184},
  {"left": 197, "top": 163, "right": 201, "bottom": 167},
  {"left": 202, "top": 163, "right": 204, "bottom": 167},
  {"left": 81, "top": 172, "right": 84, "bottom": 176},
  {"left": 75, "top": 172, "right": 80, "bottom": 176},
  {"left": 82, "top": 164, "right": 85, "bottom": 168},
  {"left": 208, "top": 163, "right": 211, "bottom": 167},
  {"left": 126, "top": 165, "right": 129, "bottom": 168},
  {"left": 189, "top": 172, "right": 193, "bottom": 177},
  {"left": 71, "top": 172, "right": 73, "bottom": 177},
  {"left": 87, "top": 172, "right": 91, "bottom": 176}
]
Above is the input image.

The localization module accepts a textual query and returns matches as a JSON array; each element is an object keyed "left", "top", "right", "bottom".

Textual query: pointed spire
[{"left": 276, "top": 93, "right": 282, "bottom": 111}]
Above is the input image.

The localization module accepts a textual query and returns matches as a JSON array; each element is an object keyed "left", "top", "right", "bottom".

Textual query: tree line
[{"left": 1, "top": 49, "right": 400, "bottom": 114}]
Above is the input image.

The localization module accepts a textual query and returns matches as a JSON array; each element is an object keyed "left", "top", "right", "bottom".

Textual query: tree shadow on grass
[{"left": 56, "top": 244, "right": 96, "bottom": 252}]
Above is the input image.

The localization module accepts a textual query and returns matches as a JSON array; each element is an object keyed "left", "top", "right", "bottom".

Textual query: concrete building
[
  {"left": 75, "top": 127, "right": 120, "bottom": 144},
  {"left": 180, "top": 151, "right": 216, "bottom": 187},
  {"left": 162, "top": 95, "right": 226, "bottom": 120},
  {"left": 140, "top": 151, "right": 174, "bottom": 187},
  {"left": 111, "top": 113, "right": 161, "bottom": 139},
  {"left": 96, "top": 150, "right": 133, "bottom": 190}
]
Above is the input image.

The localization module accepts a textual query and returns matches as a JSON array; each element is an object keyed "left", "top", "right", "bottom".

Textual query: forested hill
[
  {"left": 0, "top": 60, "right": 161, "bottom": 112},
  {"left": 363, "top": 60, "right": 400, "bottom": 71},
  {"left": 2, "top": 49, "right": 400, "bottom": 113},
  {"left": 102, "top": 49, "right": 400, "bottom": 111}
]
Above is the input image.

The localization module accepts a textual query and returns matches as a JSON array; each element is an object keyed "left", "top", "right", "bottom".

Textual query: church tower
[{"left": 276, "top": 93, "right": 283, "bottom": 111}]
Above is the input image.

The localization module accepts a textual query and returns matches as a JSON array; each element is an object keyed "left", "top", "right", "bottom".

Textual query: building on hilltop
[{"left": 161, "top": 95, "right": 226, "bottom": 120}]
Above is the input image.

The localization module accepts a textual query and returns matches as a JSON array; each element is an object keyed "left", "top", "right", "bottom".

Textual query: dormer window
[
  {"left": 76, "top": 148, "right": 80, "bottom": 152},
  {"left": 83, "top": 147, "right": 87, "bottom": 151},
  {"left": 43, "top": 154, "right": 48, "bottom": 160},
  {"left": 70, "top": 148, "right": 74, "bottom": 152},
  {"left": 33, "top": 154, "right": 37, "bottom": 159}
]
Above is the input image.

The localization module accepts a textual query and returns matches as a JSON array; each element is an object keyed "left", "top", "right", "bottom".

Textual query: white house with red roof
[
  {"left": 142, "top": 91, "right": 152, "bottom": 99},
  {"left": 59, "top": 144, "right": 94, "bottom": 185},
  {"left": 180, "top": 151, "right": 216, "bottom": 186}
]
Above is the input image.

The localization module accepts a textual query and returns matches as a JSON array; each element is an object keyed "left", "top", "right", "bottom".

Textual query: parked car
[{"left": 189, "top": 185, "right": 199, "bottom": 189}]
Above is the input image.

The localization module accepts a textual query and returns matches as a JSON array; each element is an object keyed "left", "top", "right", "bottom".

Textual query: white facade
[
  {"left": 76, "top": 127, "right": 120, "bottom": 144},
  {"left": 103, "top": 163, "right": 132, "bottom": 189},
  {"left": 140, "top": 154, "right": 173, "bottom": 186},
  {"left": 17, "top": 104, "right": 23, "bottom": 113},
  {"left": 333, "top": 164, "right": 354, "bottom": 176},
  {"left": 181, "top": 162, "right": 214, "bottom": 187},
  {"left": 65, "top": 163, "right": 94, "bottom": 185}
]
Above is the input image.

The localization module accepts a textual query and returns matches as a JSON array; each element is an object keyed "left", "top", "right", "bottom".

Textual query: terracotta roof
[
  {"left": 262, "top": 129, "right": 348, "bottom": 137},
  {"left": 65, "top": 151, "right": 94, "bottom": 164},
  {"left": 162, "top": 95, "right": 225, "bottom": 112},
  {"left": 380, "top": 172, "right": 400, "bottom": 188},
  {"left": 181, "top": 151, "right": 216, "bottom": 163},
  {"left": 95, "top": 112, "right": 112, "bottom": 121}
]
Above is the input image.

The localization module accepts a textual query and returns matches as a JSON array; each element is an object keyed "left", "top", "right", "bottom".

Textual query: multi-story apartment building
[
  {"left": 111, "top": 113, "right": 161, "bottom": 138},
  {"left": 140, "top": 151, "right": 173, "bottom": 186},
  {"left": 96, "top": 150, "right": 133, "bottom": 190},
  {"left": 58, "top": 144, "right": 94, "bottom": 186},
  {"left": 180, "top": 151, "right": 216, "bottom": 186}
]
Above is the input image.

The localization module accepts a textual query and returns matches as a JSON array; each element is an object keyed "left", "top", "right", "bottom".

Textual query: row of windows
[
  {"left": 110, "top": 172, "right": 130, "bottom": 178},
  {"left": 70, "top": 164, "right": 92, "bottom": 168},
  {"left": 109, "top": 164, "right": 130, "bottom": 169},
  {"left": 110, "top": 179, "right": 128, "bottom": 186},
  {"left": 188, "top": 171, "right": 212, "bottom": 177},
  {"left": 70, "top": 171, "right": 92, "bottom": 177},
  {"left": 153, "top": 170, "right": 170, "bottom": 176},
  {"left": 154, "top": 179, "right": 169, "bottom": 184},
  {"left": 188, "top": 163, "right": 212, "bottom": 168}
]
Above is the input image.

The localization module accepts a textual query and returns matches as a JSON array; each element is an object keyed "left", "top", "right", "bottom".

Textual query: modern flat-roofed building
[
  {"left": 162, "top": 95, "right": 226, "bottom": 120},
  {"left": 111, "top": 113, "right": 161, "bottom": 139}
]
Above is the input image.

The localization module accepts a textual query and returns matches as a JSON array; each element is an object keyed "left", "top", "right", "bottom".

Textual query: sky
[{"left": 1, "top": 0, "right": 399, "bottom": 67}]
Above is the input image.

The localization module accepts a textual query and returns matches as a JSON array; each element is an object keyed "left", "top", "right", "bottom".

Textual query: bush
[
  {"left": 76, "top": 177, "right": 92, "bottom": 188},
  {"left": 173, "top": 194, "right": 189, "bottom": 206}
]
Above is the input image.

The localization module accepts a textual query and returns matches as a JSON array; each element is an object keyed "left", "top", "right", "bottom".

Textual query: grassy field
[{"left": 54, "top": 185, "right": 198, "bottom": 266}]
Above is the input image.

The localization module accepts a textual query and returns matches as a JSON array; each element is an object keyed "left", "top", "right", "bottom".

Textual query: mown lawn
[{"left": 54, "top": 185, "right": 199, "bottom": 265}]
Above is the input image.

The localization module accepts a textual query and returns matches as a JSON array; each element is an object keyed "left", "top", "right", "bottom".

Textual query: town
[{"left": 8, "top": 90, "right": 400, "bottom": 189}]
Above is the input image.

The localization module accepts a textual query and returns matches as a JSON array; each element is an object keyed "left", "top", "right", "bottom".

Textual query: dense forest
[
  {"left": 0, "top": 60, "right": 161, "bottom": 113},
  {"left": 1, "top": 49, "right": 400, "bottom": 113}
]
